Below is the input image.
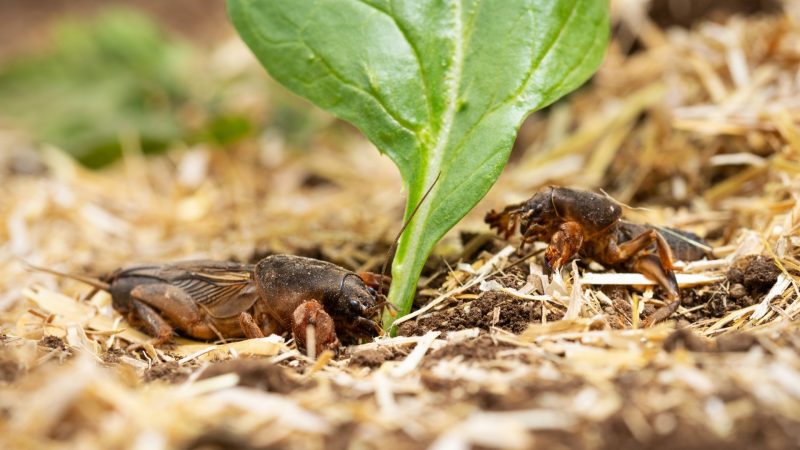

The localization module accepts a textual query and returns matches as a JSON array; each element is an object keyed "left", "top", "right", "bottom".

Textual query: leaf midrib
[
  {"left": 405, "top": 0, "right": 464, "bottom": 252},
  {"left": 429, "top": 0, "right": 464, "bottom": 173}
]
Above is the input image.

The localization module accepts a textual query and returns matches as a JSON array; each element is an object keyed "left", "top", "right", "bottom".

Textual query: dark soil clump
[
  {"left": 143, "top": 361, "right": 193, "bottom": 383},
  {"left": 348, "top": 346, "right": 407, "bottom": 369},
  {"left": 348, "top": 349, "right": 387, "bottom": 368},
  {"left": 102, "top": 347, "right": 125, "bottom": 365},
  {"left": 399, "top": 290, "right": 554, "bottom": 336},
  {"left": 199, "top": 358, "right": 304, "bottom": 394},
  {"left": 0, "top": 358, "right": 20, "bottom": 383},
  {"left": 423, "top": 335, "right": 516, "bottom": 366},
  {"left": 649, "top": 0, "right": 783, "bottom": 30},
  {"left": 728, "top": 255, "right": 781, "bottom": 296},
  {"left": 663, "top": 328, "right": 760, "bottom": 352},
  {"left": 38, "top": 335, "right": 68, "bottom": 351},
  {"left": 683, "top": 283, "right": 745, "bottom": 320}
]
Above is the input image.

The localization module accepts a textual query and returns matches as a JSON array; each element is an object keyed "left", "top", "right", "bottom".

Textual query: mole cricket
[
  {"left": 31, "top": 177, "right": 446, "bottom": 355},
  {"left": 33, "top": 255, "right": 387, "bottom": 356},
  {"left": 485, "top": 186, "right": 710, "bottom": 325}
]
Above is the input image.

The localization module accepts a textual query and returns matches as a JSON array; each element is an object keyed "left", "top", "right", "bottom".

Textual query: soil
[
  {"left": 38, "top": 335, "right": 68, "bottom": 351},
  {"left": 348, "top": 346, "right": 408, "bottom": 369},
  {"left": 727, "top": 255, "right": 783, "bottom": 296},
  {"left": 398, "top": 252, "right": 779, "bottom": 336},
  {"left": 662, "top": 328, "right": 760, "bottom": 352},
  {"left": 101, "top": 347, "right": 126, "bottom": 365},
  {"left": 143, "top": 361, "right": 194, "bottom": 383},
  {"left": 648, "top": 0, "right": 783, "bottom": 29},
  {"left": 683, "top": 283, "right": 746, "bottom": 320},
  {"left": 198, "top": 359, "right": 305, "bottom": 394},
  {"left": 399, "top": 290, "right": 551, "bottom": 336},
  {"left": 422, "top": 335, "right": 521, "bottom": 366},
  {"left": 0, "top": 357, "right": 20, "bottom": 383}
]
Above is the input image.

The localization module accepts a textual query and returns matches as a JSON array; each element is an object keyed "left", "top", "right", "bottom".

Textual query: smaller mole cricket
[
  {"left": 485, "top": 187, "right": 710, "bottom": 325},
  {"left": 32, "top": 255, "right": 386, "bottom": 356}
]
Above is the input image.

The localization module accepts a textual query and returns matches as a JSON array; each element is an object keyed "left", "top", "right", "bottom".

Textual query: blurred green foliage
[{"left": 0, "top": 9, "right": 253, "bottom": 168}]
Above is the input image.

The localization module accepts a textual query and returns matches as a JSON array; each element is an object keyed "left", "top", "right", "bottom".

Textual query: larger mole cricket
[{"left": 35, "top": 255, "right": 385, "bottom": 355}]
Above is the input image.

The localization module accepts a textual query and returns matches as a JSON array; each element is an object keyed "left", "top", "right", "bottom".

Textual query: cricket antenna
[
  {"left": 380, "top": 172, "right": 442, "bottom": 284},
  {"left": 22, "top": 260, "right": 111, "bottom": 291}
]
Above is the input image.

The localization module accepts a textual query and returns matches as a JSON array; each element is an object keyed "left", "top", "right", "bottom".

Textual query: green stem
[{"left": 382, "top": 233, "right": 432, "bottom": 332}]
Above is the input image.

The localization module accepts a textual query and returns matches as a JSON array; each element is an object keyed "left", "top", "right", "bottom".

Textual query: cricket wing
[{"left": 116, "top": 261, "right": 259, "bottom": 318}]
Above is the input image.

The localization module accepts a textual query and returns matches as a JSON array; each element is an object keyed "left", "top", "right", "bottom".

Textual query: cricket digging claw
[
  {"left": 486, "top": 186, "right": 710, "bottom": 325},
  {"left": 357, "top": 272, "right": 391, "bottom": 294},
  {"left": 291, "top": 301, "right": 340, "bottom": 358},
  {"left": 485, "top": 205, "right": 523, "bottom": 240}
]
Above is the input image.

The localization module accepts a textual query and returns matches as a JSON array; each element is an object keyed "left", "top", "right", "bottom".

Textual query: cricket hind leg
[
  {"left": 130, "top": 284, "right": 218, "bottom": 340},
  {"left": 603, "top": 228, "right": 682, "bottom": 326},
  {"left": 129, "top": 301, "right": 174, "bottom": 345},
  {"left": 631, "top": 254, "right": 681, "bottom": 327},
  {"left": 238, "top": 312, "right": 280, "bottom": 339},
  {"left": 607, "top": 228, "right": 676, "bottom": 271}
]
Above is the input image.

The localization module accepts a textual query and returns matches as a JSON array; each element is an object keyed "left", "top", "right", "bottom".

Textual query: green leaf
[{"left": 228, "top": 0, "right": 609, "bottom": 326}]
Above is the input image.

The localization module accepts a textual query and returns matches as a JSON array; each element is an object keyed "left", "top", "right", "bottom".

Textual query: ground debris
[
  {"left": 199, "top": 359, "right": 305, "bottom": 394},
  {"left": 663, "top": 328, "right": 760, "bottom": 352},
  {"left": 348, "top": 346, "right": 406, "bottom": 369},
  {"left": 2, "top": 2, "right": 800, "bottom": 449},
  {"left": 399, "top": 290, "right": 548, "bottom": 336},
  {"left": 728, "top": 255, "right": 783, "bottom": 296}
]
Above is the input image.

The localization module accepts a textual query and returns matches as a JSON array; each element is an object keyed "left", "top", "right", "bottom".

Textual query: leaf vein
[
  {"left": 503, "top": 0, "right": 580, "bottom": 108},
  {"left": 541, "top": 14, "right": 605, "bottom": 100},
  {"left": 442, "top": 0, "right": 584, "bottom": 165},
  {"left": 350, "top": 0, "right": 433, "bottom": 125},
  {"left": 432, "top": 148, "right": 506, "bottom": 211},
  {"left": 398, "top": 0, "right": 464, "bottom": 266},
  {"left": 298, "top": 39, "right": 418, "bottom": 134}
]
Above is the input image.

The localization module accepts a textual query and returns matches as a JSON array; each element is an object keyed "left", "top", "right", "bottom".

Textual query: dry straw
[{"left": 1, "top": 1, "right": 800, "bottom": 448}]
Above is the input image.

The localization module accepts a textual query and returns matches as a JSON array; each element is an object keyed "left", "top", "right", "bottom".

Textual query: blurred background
[
  {"left": 0, "top": 0, "right": 795, "bottom": 269},
  {"left": 0, "top": 0, "right": 788, "bottom": 171},
  {"left": 0, "top": 0, "right": 342, "bottom": 169}
]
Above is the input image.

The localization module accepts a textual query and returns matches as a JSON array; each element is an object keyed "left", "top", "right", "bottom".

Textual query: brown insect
[
  {"left": 33, "top": 255, "right": 385, "bottom": 356},
  {"left": 485, "top": 187, "right": 709, "bottom": 325}
]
